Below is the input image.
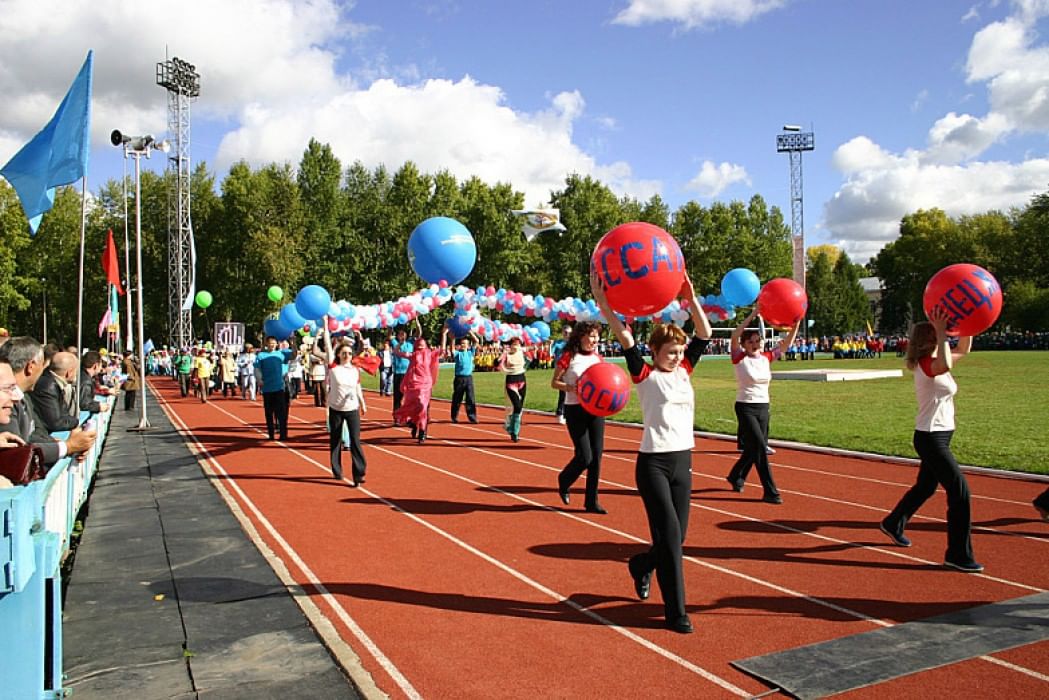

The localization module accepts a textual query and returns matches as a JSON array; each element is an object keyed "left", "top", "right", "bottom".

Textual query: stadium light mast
[
  {"left": 156, "top": 55, "right": 200, "bottom": 350},
  {"left": 776, "top": 124, "right": 814, "bottom": 289}
]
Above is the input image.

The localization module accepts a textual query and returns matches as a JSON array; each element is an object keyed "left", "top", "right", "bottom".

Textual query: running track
[{"left": 150, "top": 378, "right": 1049, "bottom": 698}]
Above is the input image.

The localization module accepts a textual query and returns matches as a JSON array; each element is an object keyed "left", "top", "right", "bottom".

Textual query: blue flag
[
  {"left": 0, "top": 50, "right": 93, "bottom": 234},
  {"left": 143, "top": 338, "right": 155, "bottom": 356}
]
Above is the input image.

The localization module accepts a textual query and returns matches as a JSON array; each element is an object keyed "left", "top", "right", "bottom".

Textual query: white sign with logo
[{"left": 214, "top": 322, "right": 245, "bottom": 353}]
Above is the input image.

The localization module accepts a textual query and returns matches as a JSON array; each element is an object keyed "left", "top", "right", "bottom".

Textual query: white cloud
[
  {"left": 216, "top": 78, "right": 658, "bottom": 207},
  {"left": 0, "top": 0, "right": 658, "bottom": 208},
  {"left": 823, "top": 1, "right": 1049, "bottom": 263},
  {"left": 612, "top": 0, "right": 786, "bottom": 29},
  {"left": 685, "top": 160, "right": 750, "bottom": 197},
  {"left": 911, "top": 88, "right": 929, "bottom": 112}
]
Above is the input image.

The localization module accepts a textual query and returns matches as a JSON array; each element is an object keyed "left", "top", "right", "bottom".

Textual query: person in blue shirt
[
  {"left": 551, "top": 325, "right": 571, "bottom": 424},
  {"left": 442, "top": 326, "right": 479, "bottom": 423},
  {"left": 254, "top": 335, "right": 294, "bottom": 441}
]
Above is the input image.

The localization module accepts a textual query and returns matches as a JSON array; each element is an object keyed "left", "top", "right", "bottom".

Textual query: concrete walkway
[{"left": 62, "top": 397, "right": 360, "bottom": 699}]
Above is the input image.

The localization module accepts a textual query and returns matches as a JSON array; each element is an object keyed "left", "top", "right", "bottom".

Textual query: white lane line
[
  {"left": 518, "top": 409, "right": 1044, "bottom": 508},
  {"left": 184, "top": 389, "right": 1049, "bottom": 688},
  {"left": 193, "top": 395, "right": 750, "bottom": 696},
  {"left": 289, "top": 403, "right": 1048, "bottom": 595},
  {"left": 151, "top": 386, "right": 421, "bottom": 700}
]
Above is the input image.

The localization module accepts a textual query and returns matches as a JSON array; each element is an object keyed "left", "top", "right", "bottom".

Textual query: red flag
[{"left": 101, "top": 228, "right": 124, "bottom": 295}]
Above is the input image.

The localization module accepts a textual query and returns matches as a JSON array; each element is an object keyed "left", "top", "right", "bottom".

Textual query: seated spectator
[
  {"left": 0, "top": 337, "right": 95, "bottom": 467},
  {"left": 31, "top": 351, "right": 80, "bottom": 432}
]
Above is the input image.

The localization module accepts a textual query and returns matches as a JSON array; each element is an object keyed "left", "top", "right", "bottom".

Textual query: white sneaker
[{"left": 558, "top": 415, "right": 566, "bottom": 424}]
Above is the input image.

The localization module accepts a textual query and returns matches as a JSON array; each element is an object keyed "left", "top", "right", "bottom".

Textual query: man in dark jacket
[
  {"left": 79, "top": 350, "right": 113, "bottom": 414},
  {"left": 31, "top": 351, "right": 80, "bottom": 432}
]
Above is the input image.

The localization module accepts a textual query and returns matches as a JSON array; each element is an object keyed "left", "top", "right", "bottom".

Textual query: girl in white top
[
  {"left": 497, "top": 338, "right": 528, "bottom": 442},
  {"left": 880, "top": 306, "right": 981, "bottom": 572},
  {"left": 592, "top": 268, "right": 712, "bottom": 635},
  {"left": 551, "top": 322, "right": 607, "bottom": 513},
  {"left": 322, "top": 336, "right": 368, "bottom": 486},
  {"left": 725, "top": 308, "right": 799, "bottom": 504}
]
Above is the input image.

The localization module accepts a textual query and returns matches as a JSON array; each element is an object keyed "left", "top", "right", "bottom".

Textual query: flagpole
[
  {"left": 123, "top": 155, "right": 133, "bottom": 353},
  {"left": 75, "top": 174, "right": 87, "bottom": 407}
]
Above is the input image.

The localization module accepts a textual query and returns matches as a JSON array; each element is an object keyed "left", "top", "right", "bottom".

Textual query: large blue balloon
[
  {"left": 407, "top": 217, "right": 476, "bottom": 285},
  {"left": 295, "top": 285, "right": 331, "bottom": 321},
  {"left": 280, "top": 303, "right": 307, "bottom": 331},
  {"left": 721, "top": 268, "right": 761, "bottom": 307},
  {"left": 531, "top": 320, "right": 551, "bottom": 341}
]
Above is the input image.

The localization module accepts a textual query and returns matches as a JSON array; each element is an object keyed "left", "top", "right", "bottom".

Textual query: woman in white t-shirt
[
  {"left": 725, "top": 309, "right": 799, "bottom": 504},
  {"left": 325, "top": 341, "right": 368, "bottom": 486},
  {"left": 551, "top": 322, "right": 606, "bottom": 513},
  {"left": 880, "top": 306, "right": 982, "bottom": 572},
  {"left": 592, "top": 269, "right": 712, "bottom": 635}
]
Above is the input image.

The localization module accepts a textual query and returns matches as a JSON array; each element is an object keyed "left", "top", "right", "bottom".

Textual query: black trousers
[
  {"left": 451, "top": 375, "right": 477, "bottom": 421},
  {"left": 263, "top": 390, "right": 289, "bottom": 440},
  {"left": 727, "top": 402, "right": 779, "bottom": 498},
  {"left": 505, "top": 375, "right": 526, "bottom": 415},
  {"left": 885, "top": 430, "right": 974, "bottom": 564},
  {"left": 558, "top": 404, "right": 605, "bottom": 507},
  {"left": 1035, "top": 487, "right": 1049, "bottom": 513},
  {"left": 393, "top": 372, "right": 406, "bottom": 413},
  {"left": 328, "top": 409, "right": 366, "bottom": 481},
  {"left": 630, "top": 450, "right": 692, "bottom": 622},
  {"left": 555, "top": 390, "right": 567, "bottom": 416},
  {"left": 124, "top": 389, "right": 137, "bottom": 411}
]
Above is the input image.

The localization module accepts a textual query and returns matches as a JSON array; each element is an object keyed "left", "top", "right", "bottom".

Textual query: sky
[{"left": 2, "top": 0, "right": 1048, "bottom": 264}]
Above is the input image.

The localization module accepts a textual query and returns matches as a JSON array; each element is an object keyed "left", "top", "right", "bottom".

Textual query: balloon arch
[{"left": 265, "top": 281, "right": 740, "bottom": 346}]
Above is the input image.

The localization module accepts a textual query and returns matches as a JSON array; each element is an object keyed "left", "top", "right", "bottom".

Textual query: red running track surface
[{"left": 149, "top": 378, "right": 1049, "bottom": 699}]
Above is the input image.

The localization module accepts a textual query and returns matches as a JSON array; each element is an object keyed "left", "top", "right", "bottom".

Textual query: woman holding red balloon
[
  {"left": 552, "top": 321, "right": 608, "bottom": 514},
  {"left": 725, "top": 309, "right": 800, "bottom": 504},
  {"left": 879, "top": 306, "right": 984, "bottom": 572},
  {"left": 592, "top": 269, "right": 712, "bottom": 634}
]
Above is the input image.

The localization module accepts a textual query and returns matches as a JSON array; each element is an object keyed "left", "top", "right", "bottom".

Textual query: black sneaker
[
  {"left": 666, "top": 615, "right": 694, "bottom": 634},
  {"left": 879, "top": 520, "right": 912, "bottom": 547},
  {"left": 944, "top": 558, "right": 984, "bottom": 573},
  {"left": 761, "top": 493, "right": 783, "bottom": 504}
]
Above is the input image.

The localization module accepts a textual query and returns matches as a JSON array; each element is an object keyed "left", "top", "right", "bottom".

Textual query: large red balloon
[
  {"left": 591, "top": 223, "right": 685, "bottom": 317},
  {"left": 922, "top": 264, "right": 1002, "bottom": 336},
  {"left": 757, "top": 278, "right": 808, "bottom": 328},
  {"left": 576, "top": 362, "right": 630, "bottom": 417}
]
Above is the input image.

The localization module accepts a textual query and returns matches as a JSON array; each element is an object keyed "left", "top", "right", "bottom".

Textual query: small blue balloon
[
  {"left": 264, "top": 318, "right": 291, "bottom": 339},
  {"left": 721, "top": 268, "right": 761, "bottom": 307},
  {"left": 280, "top": 303, "right": 307, "bottom": 330}
]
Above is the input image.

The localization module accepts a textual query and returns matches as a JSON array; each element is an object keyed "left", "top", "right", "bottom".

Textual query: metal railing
[{"left": 0, "top": 397, "right": 114, "bottom": 699}]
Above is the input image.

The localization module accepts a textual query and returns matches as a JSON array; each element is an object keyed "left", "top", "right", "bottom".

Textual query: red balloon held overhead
[
  {"left": 923, "top": 264, "right": 1002, "bottom": 336},
  {"left": 576, "top": 362, "right": 631, "bottom": 417},
  {"left": 757, "top": 278, "right": 808, "bottom": 328},
  {"left": 591, "top": 222, "right": 686, "bottom": 317}
]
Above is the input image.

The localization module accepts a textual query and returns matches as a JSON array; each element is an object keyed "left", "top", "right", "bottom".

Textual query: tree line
[{"left": 1, "top": 137, "right": 1044, "bottom": 346}]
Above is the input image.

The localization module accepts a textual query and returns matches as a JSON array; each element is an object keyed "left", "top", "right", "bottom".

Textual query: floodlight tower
[
  {"left": 776, "top": 125, "right": 814, "bottom": 288},
  {"left": 156, "top": 55, "right": 200, "bottom": 349}
]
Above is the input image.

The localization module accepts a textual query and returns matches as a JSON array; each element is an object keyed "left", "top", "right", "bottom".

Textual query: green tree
[{"left": 831, "top": 252, "right": 871, "bottom": 334}]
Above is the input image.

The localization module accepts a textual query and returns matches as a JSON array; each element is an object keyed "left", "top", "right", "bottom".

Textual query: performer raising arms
[{"left": 591, "top": 268, "right": 712, "bottom": 634}]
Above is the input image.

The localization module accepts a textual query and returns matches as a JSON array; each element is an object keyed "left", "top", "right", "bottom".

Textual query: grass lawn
[{"left": 362, "top": 351, "right": 1048, "bottom": 474}]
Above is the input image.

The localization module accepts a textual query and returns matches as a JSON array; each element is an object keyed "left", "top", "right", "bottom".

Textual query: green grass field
[{"left": 362, "top": 351, "right": 1048, "bottom": 474}]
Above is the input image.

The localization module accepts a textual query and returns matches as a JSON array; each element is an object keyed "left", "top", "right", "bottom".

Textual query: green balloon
[
  {"left": 195, "top": 290, "right": 213, "bottom": 309},
  {"left": 267, "top": 285, "right": 284, "bottom": 302}
]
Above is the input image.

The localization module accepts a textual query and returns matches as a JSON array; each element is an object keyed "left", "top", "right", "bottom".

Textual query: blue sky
[{"left": 2, "top": 0, "right": 1048, "bottom": 263}]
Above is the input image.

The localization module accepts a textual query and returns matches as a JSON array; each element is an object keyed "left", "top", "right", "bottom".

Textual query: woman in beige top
[{"left": 497, "top": 337, "right": 528, "bottom": 442}]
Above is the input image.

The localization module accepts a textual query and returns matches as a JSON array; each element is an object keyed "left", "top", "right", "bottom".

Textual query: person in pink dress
[{"left": 393, "top": 337, "right": 442, "bottom": 443}]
